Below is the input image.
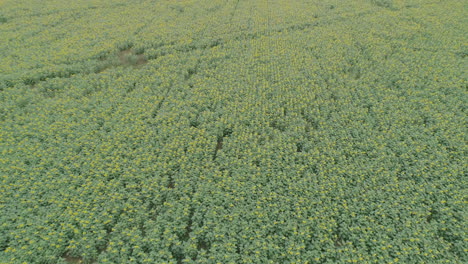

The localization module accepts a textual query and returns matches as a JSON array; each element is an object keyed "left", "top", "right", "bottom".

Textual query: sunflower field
[{"left": 0, "top": 0, "right": 466, "bottom": 263}]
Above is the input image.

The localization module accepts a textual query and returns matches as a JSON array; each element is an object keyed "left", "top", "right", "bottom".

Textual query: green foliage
[
  {"left": 0, "top": 0, "right": 466, "bottom": 263},
  {"left": 371, "top": 0, "right": 394, "bottom": 9}
]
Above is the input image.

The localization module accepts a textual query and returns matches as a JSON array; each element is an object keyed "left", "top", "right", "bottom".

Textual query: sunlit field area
[{"left": 0, "top": 0, "right": 466, "bottom": 263}]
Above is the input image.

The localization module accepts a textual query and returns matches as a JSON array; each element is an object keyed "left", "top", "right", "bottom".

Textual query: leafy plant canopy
[{"left": 0, "top": 0, "right": 466, "bottom": 263}]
